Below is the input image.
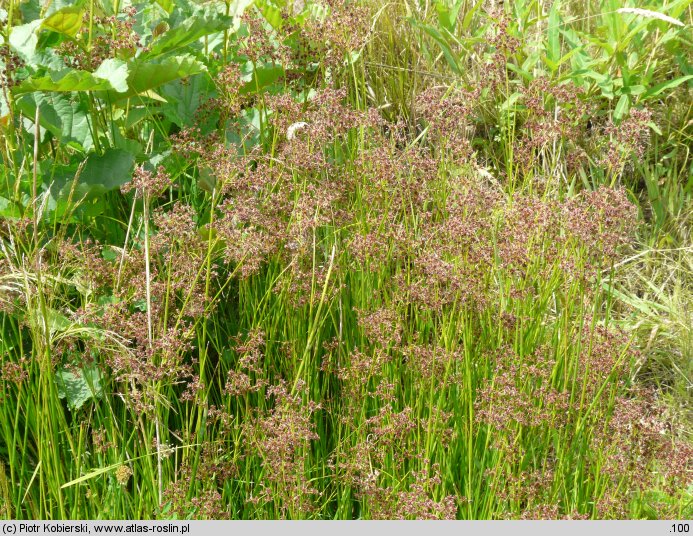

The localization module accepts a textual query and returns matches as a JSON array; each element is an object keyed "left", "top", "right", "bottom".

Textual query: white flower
[{"left": 287, "top": 122, "right": 308, "bottom": 140}]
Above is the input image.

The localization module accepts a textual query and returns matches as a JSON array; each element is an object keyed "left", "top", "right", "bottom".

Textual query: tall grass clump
[{"left": 0, "top": 0, "right": 691, "bottom": 520}]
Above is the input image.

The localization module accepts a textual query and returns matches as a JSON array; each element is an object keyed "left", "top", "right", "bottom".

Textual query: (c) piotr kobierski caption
[{"left": 3, "top": 524, "right": 190, "bottom": 535}]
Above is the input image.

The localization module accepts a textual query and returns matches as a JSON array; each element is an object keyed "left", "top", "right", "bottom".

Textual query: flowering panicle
[
  {"left": 600, "top": 108, "right": 653, "bottom": 171},
  {"left": 415, "top": 86, "right": 479, "bottom": 162},
  {"left": 475, "top": 345, "right": 570, "bottom": 433},
  {"left": 58, "top": 8, "right": 146, "bottom": 71},
  {"left": 243, "top": 381, "right": 321, "bottom": 517},
  {"left": 120, "top": 165, "right": 171, "bottom": 199}
]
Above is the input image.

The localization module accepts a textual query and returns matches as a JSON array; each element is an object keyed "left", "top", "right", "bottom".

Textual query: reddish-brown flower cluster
[
  {"left": 475, "top": 345, "right": 570, "bottom": 433},
  {"left": 415, "top": 86, "right": 479, "bottom": 162},
  {"left": 120, "top": 165, "right": 171, "bottom": 199},
  {"left": 600, "top": 108, "right": 654, "bottom": 171},
  {"left": 2, "top": 0, "right": 689, "bottom": 520},
  {"left": 202, "top": 62, "right": 248, "bottom": 127},
  {"left": 562, "top": 186, "right": 638, "bottom": 260},
  {"left": 513, "top": 79, "right": 592, "bottom": 173},
  {"left": 0, "top": 358, "right": 29, "bottom": 385},
  {"left": 58, "top": 8, "right": 146, "bottom": 71},
  {"left": 482, "top": 9, "right": 522, "bottom": 88},
  {"left": 162, "top": 446, "right": 234, "bottom": 519},
  {"left": 337, "top": 441, "right": 458, "bottom": 519},
  {"left": 289, "top": 0, "right": 371, "bottom": 73},
  {"left": 593, "top": 387, "right": 692, "bottom": 498},
  {"left": 389, "top": 464, "right": 458, "bottom": 520},
  {"left": 0, "top": 43, "right": 23, "bottom": 90},
  {"left": 237, "top": 12, "right": 292, "bottom": 66},
  {"left": 59, "top": 185, "right": 210, "bottom": 414},
  {"left": 243, "top": 381, "right": 321, "bottom": 517},
  {"left": 224, "top": 329, "right": 268, "bottom": 397}
]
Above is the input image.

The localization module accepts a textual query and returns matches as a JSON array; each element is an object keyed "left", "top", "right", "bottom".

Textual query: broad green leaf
[
  {"left": 542, "top": 56, "right": 557, "bottom": 72},
  {"left": 146, "top": 14, "right": 233, "bottom": 57},
  {"left": 598, "top": 76, "right": 615, "bottom": 99},
  {"left": 258, "top": 3, "right": 284, "bottom": 30},
  {"left": 581, "top": 33, "right": 614, "bottom": 55},
  {"left": 160, "top": 73, "right": 213, "bottom": 127},
  {"left": 44, "top": 162, "right": 90, "bottom": 219},
  {"left": 0, "top": 197, "right": 22, "bottom": 218},
  {"left": 229, "top": 0, "right": 255, "bottom": 17},
  {"left": 573, "top": 69, "right": 608, "bottom": 83},
  {"left": 139, "top": 90, "right": 168, "bottom": 102},
  {"left": 109, "top": 55, "right": 206, "bottom": 101},
  {"left": 123, "top": 107, "right": 153, "bottom": 129},
  {"left": 9, "top": 20, "right": 41, "bottom": 62},
  {"left": 521, "top": 51, "right": 541, "bottom": 72},
  {"left": 79, "top": 148, "right": 135, "bottom": 193},
  {"left": 93, "top": 58, "right": 129, "bottom": 93},
  {"left": 9, "top": 20, "right": 68, "bottom": 70},
  {"left": 154, "top": 0, "right": 174, "bottom": 13},
  {"left": 603, "top": 0, "right": 625, "bottom": 43},
  {"left": 46, "top": 308, "right": 71, "bottom": 334},
  {"left": 36, "top": 27, "right": 64, "bottom": 51},
  {"left": 240, "top": 62, "right": 284, "bottom": 94},
  {"left": 56, "top": 365, "right": 103, "bottom": 411},
  {"left": 44, "top": 0, "right": 80, "bottom": 17},
  {"left": 435, "top": 0, "right": 464, "bottom": 33},
  {"left": 42, "top": 153, "right": 131, "bottom": 220},
  {"left": 647, "top": 121, "right": 663, "bottom": 136},
  {"left": 112, "top": 129, "right": 143, "bottom": 156},
  {"left": 41, "top": 6, "right": 84, "bottom": 37},
  {"left": 19, "top": 0, "right": 41, "bottom": 22},
  {"left": 614, "top": 94, "right": 630, "bottom": 121},
  {"left": 617, "top": 21, "right": 657, "bottom": 53},
  {"left": 506, "top": 62, "right": 533, "bottom": 81},
  {"left": 227, "top": 106, "right": 262, "bottom": 148},
  {"left": 500, "top": 92, "right": 523, "bottom": 111},
  {"left": 13, "top": 69, "right": 117, "bottom": 94},
  {"left": 556, "top": 45, "right": 584, "bottom": 68},
  {"left": 641, "top": 75, "right": 693, "bottom": 99},
  {"left": 197, "top": 166, "right": 217, "bottom": 193},
  {"left": 14, "top": 92, "right": 94, "bottom": 150},
  {"left": 621, "top": 85, "right": 646, "bottom": 96},
  {"left": 45, "top": 149, "right": 135, "bottom": 212}
]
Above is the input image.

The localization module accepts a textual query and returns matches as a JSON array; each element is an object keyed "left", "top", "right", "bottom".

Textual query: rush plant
[{"left": 0, "top": 0, "right": 690, "bottom": 520}]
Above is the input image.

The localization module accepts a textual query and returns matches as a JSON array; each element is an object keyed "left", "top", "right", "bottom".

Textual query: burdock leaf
[
  {"left": 107, "top": 55, "right": 206, "bottom": 101},
  {"left": 146, "top": 14, "right": 233, "bottom": 57},
  {"left": 79, "top": 148, "right": 136, "bottom": 193},
  {"left": 41, "top": 6, "right": 84, "bottom": 37},
  {"left": 154, "top": 0, "right": 174, "bottom": 13},
  {"left": 55, "top": 365, "right": 103, "bottom": 411},
  {"left": 93, "top": 58, "right": 130, "bottom": 93},
  {"left": 197, "top": 166, "right": 217, "bottom": 193},
  {"left": 13, "top": 69, "right": 117, "bottom": 94},
  {"left": 14, "top": 92, "right": 94, "bottom": 150}
]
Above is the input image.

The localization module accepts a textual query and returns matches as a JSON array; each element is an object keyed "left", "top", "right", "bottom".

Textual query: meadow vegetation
[{"left": 0, "top": 0, "right": 691, "bottom": 519}]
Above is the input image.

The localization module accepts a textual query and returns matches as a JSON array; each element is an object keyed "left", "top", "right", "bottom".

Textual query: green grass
[{"left": 0, "top": 0, "right": 691, "bottom": 520}]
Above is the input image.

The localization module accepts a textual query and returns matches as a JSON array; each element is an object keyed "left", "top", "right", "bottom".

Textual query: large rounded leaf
[
  {"left": 79, "top": 148, "right": 136, "bottom": 194},
  {"left": 41, "top": 6, "right": 84, "bottom": 37}
]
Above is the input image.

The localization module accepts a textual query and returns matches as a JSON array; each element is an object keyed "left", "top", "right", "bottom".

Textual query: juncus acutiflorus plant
[{"left": 0, "top": 0, "right": 690, "bottom": 520}]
